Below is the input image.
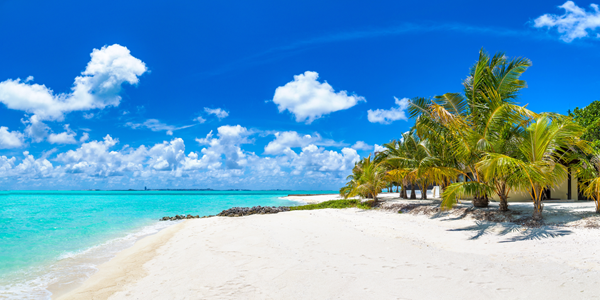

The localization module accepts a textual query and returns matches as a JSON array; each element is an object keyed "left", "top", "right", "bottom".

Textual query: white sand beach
[{"left": 58, "top": 196, "right": 600, "bottom": 300}]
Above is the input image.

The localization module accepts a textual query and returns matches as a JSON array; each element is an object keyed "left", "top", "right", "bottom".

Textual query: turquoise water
[{"left": 0, "top": 190, "right": 334, "bottom": 299}]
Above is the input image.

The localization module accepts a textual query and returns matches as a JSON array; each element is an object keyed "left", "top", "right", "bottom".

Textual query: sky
[{"left": 1, "top": 0, "right": 600, "bottom": 190}]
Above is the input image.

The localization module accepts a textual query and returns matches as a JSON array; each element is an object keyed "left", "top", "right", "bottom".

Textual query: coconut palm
[
  {"left": 413, "top": 49, "right": 534, "bottom": 209},
  {"left": 475, "top": 115, "right": 589, "bottom": 219},
  {"left": 379, "top": 139, "right": 411, "bottom": 197},
  {"left": 340, "top": 155, "right": 388, "bottom": 201},
  {"left": 578, "top": 151, "right": 600, "bottom": 213}
]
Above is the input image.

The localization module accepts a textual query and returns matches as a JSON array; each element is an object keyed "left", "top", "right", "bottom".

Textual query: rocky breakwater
[
  {"left": 160, "top": 214, "right": 200, "bottom": 221},
  {"left": 159, "top": 206, "right": 290, "bottom": 221},
  {"left": 217, "top": 206, "right": 290, "bottom": 217}
]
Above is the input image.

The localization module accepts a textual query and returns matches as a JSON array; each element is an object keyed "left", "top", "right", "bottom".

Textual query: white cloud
[
  {"left": 374, "top": 144, "right": 386, "bottom": 153},
  {"left": 83, "top": 113, "right": 95, "bottom": 119},
  {"left": 47, "top": 125, "right": 77, "bottom": 144},
  {"left": 147, "top": 138, "right": 208, "bottom": 171},
  {"left": 272, "top": 71, "right": 365, "bottom": 124},
  {"left": 14, "top": 151, "right": 53, "bottom": 178},
  {"left": 367, "top": 97, "right": 410, "bottom": 124},
  {"left": 263, "top": 131, "right": 343, "bottom": 155},
  {"left": 264, "top": 131, "right": 319, "bottom": 155},
  {"left": 196, "top": 125, "right": 253, "bottom": 169},
  {"left": 0, "top": 126, "right": 25, "bottom": 149},
  {"left": 0, "top": 128, "right": 360, "bottom": 189},
  {"left": 0, "top": 156, "right": 16, "bottom": 173},
  {"left": 56, "top": 135, "right": 148, "bottom": 177},
  {"left": 125, "top": 119, "right": 195, "bottom": 135},
  {"left": 534, "top": 1, "right": 600, "bottom": 42},
  {"left": 23, "top": 115, "right": 50, "bottom": 143},
  {"left": 204, "top": 107, "right": 229, "bottom": 120},
  {"left": 0, "top": 44, "right": 146, "bottom": 121},
  {"left": 79, "top": 132, "right": 89, "bottom": 143},
  {"left": 284, "top": 144, "right": 359, "bottom": 175},
  {"left": 351, "top": 141, "right": 371, "bottom": 151},
  {"left": 194, "top": 116, "right": 206, "bottom": 123}
]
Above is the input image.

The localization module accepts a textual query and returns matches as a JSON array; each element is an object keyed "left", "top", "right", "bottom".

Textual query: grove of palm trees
[{"left": 341, "top": 49, "right": 600, "bottom": 220}]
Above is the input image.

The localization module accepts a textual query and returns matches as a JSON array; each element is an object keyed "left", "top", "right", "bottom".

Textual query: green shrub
[{"left": 290, "top": 199, "right": 373, "bottom": 211}]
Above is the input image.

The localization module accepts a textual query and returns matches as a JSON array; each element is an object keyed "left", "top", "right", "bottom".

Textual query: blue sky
[{"left": 1, "top": 0, "right": 600, "bottom": 190}]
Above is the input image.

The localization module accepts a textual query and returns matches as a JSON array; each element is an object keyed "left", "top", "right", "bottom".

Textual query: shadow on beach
[
  {"left": 377, "top": 198, "right": 600, "bottom": 243},
  {"left": 448, "top": 221, "right": 573, "bottom": 243}
]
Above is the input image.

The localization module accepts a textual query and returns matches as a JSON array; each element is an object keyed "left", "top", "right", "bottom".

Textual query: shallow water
[{"left": 0, "top": 190, "right": 334, "bottom": 299}]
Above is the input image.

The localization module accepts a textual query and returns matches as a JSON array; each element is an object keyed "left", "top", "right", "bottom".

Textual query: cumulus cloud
[
  {"left": 0, "top": 44, "right": 146, "bottom": 121},
  {"left": 0, "top": 126, "right": 25, "bottom": 149},
  {"left": 263, "top": 131, "right": 343, "bottom": 155},
  {"left": 196, "top": 125, "right": 253, "bottom": 169},
  {"left": 374, "top": 144, "right": 386, "bottom": 153},
  {"left": 534, "top": 1, "right": 600, "bottom": 42},
  {"left": 284, "top": 145, "right": 359, "bottom": 175},
  {"left": 147, "top": 138, "right": 209, "bottom": 171},
  {"left": 264, "top": 131, "right": 320, "bottom": 155},
  {"left": 47, "top": 125, "right": 77, "bottom": 144},
  {"left": 23, "top": 115, "right": 50, "bottom": 143},
  {"left": 351, "top": 141, "right": 371, "bottom": 151},
  {"left": 204, "top": 107, "right": 229, "bottom": 120},
  {"left": 13, "top": 151, "right": 53, "bottom": 178},
  {"left": 367, "top": 97, "right": 410, "bottom": 124},
  {"left": 56, "top": 135, "right": 145, "bottom": 177},
  {"left": 0, "top": 156, "right": 16, "bottom": 173},
  {"left": 0, "top": 128, "right": 360, "bottom": 189},
  {"left": 79, "top": 132, "right": 90, "bottom": 143},
  {"left": 125, "top": 119, "right": 195, "bottom": 135},
  {"left": 272, "top": 71, "right": 365, "bottom": 124}
]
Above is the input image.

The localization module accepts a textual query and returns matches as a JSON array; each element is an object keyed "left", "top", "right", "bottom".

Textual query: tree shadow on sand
[{"left": 448, "top": 221, "right": 573, "bottom": 242}]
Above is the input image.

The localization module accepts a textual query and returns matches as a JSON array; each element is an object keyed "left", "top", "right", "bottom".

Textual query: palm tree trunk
[
  {"left": 532, "top": 203, "right": 543, "bottom": 220},
  {"left": 498, "top": 182, "right": 509, "bottom": 212},
  {"left": 499, "top": 195, "right": 508, "bottom": 211},
  {"left": 472, "top": 194, "right": 489, "bottom": 208},
  {"left": 532, "top": 185, "right": 544, "bottom": 220},
  {"left": 402, "top": 184, "right": 408, "bottom": 198},
  {"left": 410, "top": 184, "right": 417, "bottom": 199},
  {"left": 421, "top": 181, "right": 428, "bottom": 200}
]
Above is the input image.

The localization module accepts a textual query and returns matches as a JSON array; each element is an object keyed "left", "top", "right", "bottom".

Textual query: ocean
[{"left": 0, "top": 190, "right": 334, "bottom": 299}]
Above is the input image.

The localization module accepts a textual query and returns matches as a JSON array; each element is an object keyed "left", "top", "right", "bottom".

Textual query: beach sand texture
[{"left": 58, "top": 204, "right": 600, "bottom": 300}]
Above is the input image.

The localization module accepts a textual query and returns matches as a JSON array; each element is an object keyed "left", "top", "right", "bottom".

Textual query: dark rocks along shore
[{"left": 160, "top": 206, "right": 290, "bottom": 221}]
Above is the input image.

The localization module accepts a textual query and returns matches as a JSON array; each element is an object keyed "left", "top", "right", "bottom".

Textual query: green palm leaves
[
  {"left": 340, "top": 155, "right": 387, "bottom": 201},
  {"left": 579, "top": 156, "right": 600, "bottom": 213},
  {"left": 342, "top": 48, "right": 595, "bottom": 219}
]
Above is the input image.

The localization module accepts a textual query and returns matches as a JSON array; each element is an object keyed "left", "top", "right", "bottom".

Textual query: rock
[
  {"left": 160, "top": 206, "right": 290, "bottom": 221},
  {"left": 214, "top": 205, "right": 290, "bottom": 217}
]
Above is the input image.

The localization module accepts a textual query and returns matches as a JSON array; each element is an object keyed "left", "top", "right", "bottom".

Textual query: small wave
[
  {"left": 57, "top": 221, "right": 176, "bottom": 261},
  {"left": 0, "top": 220, "right": 180, "bottom": 300}
]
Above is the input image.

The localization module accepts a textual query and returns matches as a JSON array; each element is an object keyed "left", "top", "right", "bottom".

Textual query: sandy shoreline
[{"left": 57, "top": 195, "right": 600, "bottom": 299}]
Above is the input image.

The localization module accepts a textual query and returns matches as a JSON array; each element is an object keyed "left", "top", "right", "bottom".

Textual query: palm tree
[
  {"left": 413, "top": 49, "right": 533, "bottom": 209},
  {"left": 476, "top": 115, "right": 589, "bottom": 219},
  {"left": 340, "top": 155, "right": 388, "bottom": 201},
  {"left": 379, "top": 139, "right": 411, "bottom": 198},
  {"left": 578, "top": 151, "right": 600, "bottom": 213}
]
